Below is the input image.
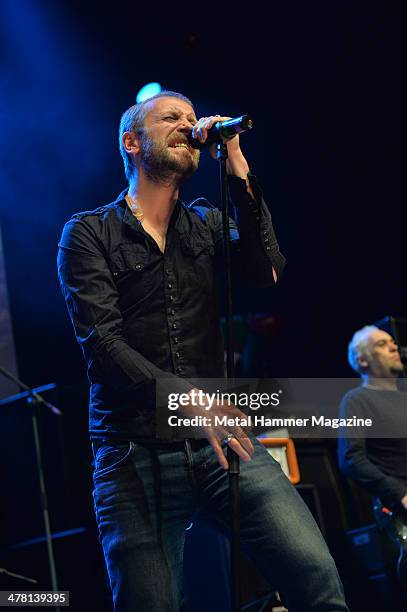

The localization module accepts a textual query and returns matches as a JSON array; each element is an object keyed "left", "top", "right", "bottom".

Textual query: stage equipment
[
  {"left": 215, "top": 121, "right": 252, "bottom": 611},
  {"left": 346, "top": 524, "right": 396, "bottom": 609},
  {"left": 375, "top": 315, "right": 407, "bottom": 376},
  {"left": 259, "top": 437, "right": 301, "bottom": 484},
  {"left": 0, "top": 567, "right": 37, "bottom": 585},
  {"left": 373, "top": 498, "right": 407, "bottom": 593},
  {"left": 136, "top": 82, "right": 162, "bottom": 103},
  {"left": 0, "top": 367, "right": 62, "bottom": 610}
]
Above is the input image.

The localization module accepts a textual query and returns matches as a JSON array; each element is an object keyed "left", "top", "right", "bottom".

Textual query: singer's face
[
  {"left": 361, "top": 330, "right": 403, "bottom": 376},
  {"left": 139, "top": 97, "right": 200, "bottom": 180}
]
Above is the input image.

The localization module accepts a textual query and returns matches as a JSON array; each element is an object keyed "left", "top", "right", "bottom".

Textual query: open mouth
[{"left": 169, "top": 140, "right": 193, "bottom": 153}]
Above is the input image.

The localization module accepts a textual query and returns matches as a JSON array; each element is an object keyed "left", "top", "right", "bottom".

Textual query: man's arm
[
  {"left": 57, "top": 217, "right": 193, "bottom": 405},
  {"left": 58, "top": 217, "right": 254, "bottom": 467},
  {"left": 227, "top": 171, "right": 285, "bottom": 286},
  {"left": 192, "top": 115, "right": 286, "bottom": 287},
  {"left": 338, "top": 436, "right": 406, "bottom": 507},
  {"left": 338, "top": 395, "right": 407, "bottom": 508}
]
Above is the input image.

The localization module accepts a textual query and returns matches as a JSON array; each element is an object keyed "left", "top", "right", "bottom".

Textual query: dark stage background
[{"left": 0, "top": 1, "right": 406, "bottom": 610}]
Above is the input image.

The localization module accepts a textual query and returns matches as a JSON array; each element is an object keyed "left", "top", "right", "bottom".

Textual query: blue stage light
[{"left": 136, "top": 82, "right": 162, "bottom": 103}]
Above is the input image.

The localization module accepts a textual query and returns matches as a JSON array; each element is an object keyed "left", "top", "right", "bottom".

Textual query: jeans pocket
[{"left": 94, "top": 441, "right": 134, "bottom": 478}]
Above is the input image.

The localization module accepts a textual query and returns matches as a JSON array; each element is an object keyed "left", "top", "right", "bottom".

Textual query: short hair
[
  {"left": 118, "top": 90, "right": 195, "bottom": 181},
  {"left": 347, "top": 325, "right": 379, "bottom": 374}
]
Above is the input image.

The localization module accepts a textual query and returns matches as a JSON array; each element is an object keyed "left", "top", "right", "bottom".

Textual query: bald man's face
[
  {"left": 360, "top": 330, "right": 403, "bottom": 377},
  {"left": 138, "top": 97, "right": 200, "bottom": 182}
]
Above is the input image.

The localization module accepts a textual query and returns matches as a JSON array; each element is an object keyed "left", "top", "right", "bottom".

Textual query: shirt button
[
  {"left": 175, "top": 351, "right": 180, "bottom": 359},
  {"left": 167, "top": 283, "right": 173, "bottom": 289},
  {"left": 165, "top": 268, "right": 171, "bottom": 275},
  {"left": 135, "top": 263, "right": 143, "bottom": 270},
  {"left": 173, "top": 337, "right": 179, "bottom": 344},
  {"left": 263, "top": 230, "right": 268, "bottom": 236},
  {"left": 170, "top": 309, "right": 176, "bottom": 316},
  {"left": 264, "top": 237, "right": 269, "bottom": 243},
  {"left": 266, "top": 246, "right": 271, "bottom": 251},
  {"left": 169, "top": 296, "right": 175, "bottom": 302},
  {"left": 172, "top": 323, "right": 178, "bottom": 330},
  {"left": 176, "top": 366, "right": 183, "bottom": 374}
]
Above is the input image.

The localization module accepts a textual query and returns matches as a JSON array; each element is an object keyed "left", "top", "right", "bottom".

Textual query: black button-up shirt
[{"left": 57, "top": 174, "right": 285, "bottom": 440}]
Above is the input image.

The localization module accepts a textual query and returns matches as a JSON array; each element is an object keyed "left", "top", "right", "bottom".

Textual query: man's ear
[
  {"left": 122, "top": 131, "right": 141, "bottom": 156},
  {"left": 358, "top": 356, "right": 369, "bottom": 370}
]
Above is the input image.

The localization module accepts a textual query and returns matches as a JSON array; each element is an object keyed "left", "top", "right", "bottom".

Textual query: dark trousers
[{"left": 93, "top": 436, "right": 349, "bottom": 611}]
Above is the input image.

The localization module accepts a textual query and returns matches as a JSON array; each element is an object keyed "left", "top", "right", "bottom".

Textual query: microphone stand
[
  {"left": 217, "top": 142, "right": 241, "bottom": 612},
  {"left": 0, "top": 366, "right": 62, "bottom": 610},
  {"left": 0, "top": 566, "right": 38, "bottom": 585}
]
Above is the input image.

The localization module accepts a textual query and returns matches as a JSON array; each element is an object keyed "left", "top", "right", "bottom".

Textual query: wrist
[{"left": 226, "top": 150, "right": 250, "bottom": 178}]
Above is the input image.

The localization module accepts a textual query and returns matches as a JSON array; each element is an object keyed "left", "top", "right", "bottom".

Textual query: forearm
[
  {"left": 339, "top": 439, "right": 406, "bottom": 506},
  {"left": 226, "top": 149, "right": 254, "bottom": 198},
  {"left": 90, "top": 334, "right": 193, "bottom": 401},
  {"left": 228, "top": 173, "right": 286, "bottom": 285}
]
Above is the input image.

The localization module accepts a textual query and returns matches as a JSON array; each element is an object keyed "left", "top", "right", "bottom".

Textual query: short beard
[
  {"left": 139, "top": 132, "right": 199, "bottom": 185},
  {"left": 390, "top": 362, "right": 404, "bottom": 374}
]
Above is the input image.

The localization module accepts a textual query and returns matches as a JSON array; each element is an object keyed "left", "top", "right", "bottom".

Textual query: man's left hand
[{"left": 192, "top": 115, "right": 251, "bottom": 182}]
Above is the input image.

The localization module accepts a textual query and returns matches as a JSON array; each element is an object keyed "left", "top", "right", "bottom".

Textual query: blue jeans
[{"left": 92, "top": 436, "right": 349, "bottom": 611}]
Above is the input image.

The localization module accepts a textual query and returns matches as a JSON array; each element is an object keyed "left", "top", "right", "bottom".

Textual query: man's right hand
[{"left": 180, "top": 387, "right": 254, "bottom": 470}]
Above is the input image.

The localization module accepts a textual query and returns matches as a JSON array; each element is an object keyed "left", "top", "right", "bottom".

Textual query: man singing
[{"left": 58, "top": 91, "right": 348, "bottom": 611}]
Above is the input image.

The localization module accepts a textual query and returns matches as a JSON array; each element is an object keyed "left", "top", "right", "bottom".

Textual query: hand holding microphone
[
  {"left": 187, "top": 114, "right": 253, "bottom": 183},
  {"left": 188, "top": 114, "right": 253, "bottom": 150}
]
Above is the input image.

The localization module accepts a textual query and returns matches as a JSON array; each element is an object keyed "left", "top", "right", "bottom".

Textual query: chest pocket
[
  {"left": 180, "top": 232, "right": 215, "bottom": 290},
  {"left": 111, "top": 244, "right": 148, "bottom": 273},
  {"left": 110, "top": 245, "right": 152, "bottom": 307}
]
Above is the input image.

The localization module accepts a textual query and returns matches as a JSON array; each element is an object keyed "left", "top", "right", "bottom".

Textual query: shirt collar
[{"left": 114, "top": 188, "right": 185, "bottom": 234}]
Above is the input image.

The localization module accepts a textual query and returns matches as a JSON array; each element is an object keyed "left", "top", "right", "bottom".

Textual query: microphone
[
  {"left": 188, "top": 114, "right": 253, "bottom": 149},
  {"left": 399, "top": 346, "right": 407, "bottom": 358}
]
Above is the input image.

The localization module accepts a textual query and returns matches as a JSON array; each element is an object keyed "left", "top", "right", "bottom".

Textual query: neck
[
  {"left": 362, "top": 375, "right": 398, "bottom": 391},
  {"left": 128, "top": 171, "right": 179, "bottom": 227}
]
